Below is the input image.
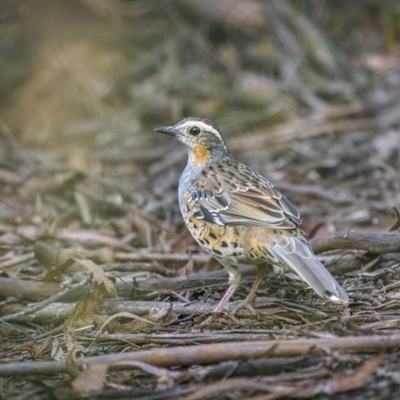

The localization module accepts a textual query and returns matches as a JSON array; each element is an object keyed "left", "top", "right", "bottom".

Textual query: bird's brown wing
[
  {"left": 190, "top": 160, "right": 348, "bottom": 303},
  {"left": 190, "top": 160, "right": 301, "bottom": 229}
]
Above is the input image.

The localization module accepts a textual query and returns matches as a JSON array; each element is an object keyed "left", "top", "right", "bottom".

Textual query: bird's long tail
[{"left": 272, "top": 235, "right": 348, "bottom": 302}]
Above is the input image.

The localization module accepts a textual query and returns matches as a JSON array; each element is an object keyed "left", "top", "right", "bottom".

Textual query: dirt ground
[{"left": 0, "top": 1, "right": 400, "bottom": 399}]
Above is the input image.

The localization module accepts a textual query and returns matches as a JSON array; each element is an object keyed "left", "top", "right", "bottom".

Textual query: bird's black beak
[{"left": 154, "top": 125, "right": 178, "bottom": 137}]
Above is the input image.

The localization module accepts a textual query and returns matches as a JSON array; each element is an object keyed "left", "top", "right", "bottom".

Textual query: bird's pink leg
[
  {"left": 232, "top": 266, "right": 266, "bottom": 315},
  {"left": 213, "top": 266, "right": 266, "bottom": 313},
  {"left": 213, "top": 283, "right": 238, "bottom": 312}
]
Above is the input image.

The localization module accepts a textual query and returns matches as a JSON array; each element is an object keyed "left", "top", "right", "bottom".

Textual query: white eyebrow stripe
[{"left": 180, "top": 121, "right": 222, "bottom": 140}]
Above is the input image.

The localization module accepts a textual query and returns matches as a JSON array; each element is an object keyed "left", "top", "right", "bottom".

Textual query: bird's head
[{"left": 154, "top": 117, "right": 231, "bottom": 166}]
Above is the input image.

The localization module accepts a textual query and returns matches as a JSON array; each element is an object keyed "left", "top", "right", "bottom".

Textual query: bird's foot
[{"left": 231, "top": 300, "right": 258, "bottom": 317}]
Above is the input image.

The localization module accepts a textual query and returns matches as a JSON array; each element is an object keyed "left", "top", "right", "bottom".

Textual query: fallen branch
[
  {"left": 311, "top": 229, "right": 400, "bottom": 254},
  {"left": 0, "top": 294, "right": 332, "bottom": 323},
  {"left": 0, "top": 334, "right": 397, "bottom": 377},
  {"left": 113, "top": 252, "right": 210, "bottom": 263},
  {"left": 0, "top": 266, "right": 256, "bottom": 302},
  {"left": 1, "top": 230, "right": 397, "bottom": 304},
  {"left": 0, "top": 277, "right": 79, "bottom": 302},
  {"left": 0, "top": 274, "right": 92, "bottom": 322}
]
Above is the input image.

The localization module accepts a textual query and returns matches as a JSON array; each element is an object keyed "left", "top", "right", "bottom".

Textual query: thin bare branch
[{"left": 0, "top": 334, "right": 398, "bottom": 377}]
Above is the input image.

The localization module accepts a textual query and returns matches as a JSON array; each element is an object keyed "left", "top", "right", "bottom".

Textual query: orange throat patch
[{"left": 193, "top": 144, "right": 210, "bottom": 165}]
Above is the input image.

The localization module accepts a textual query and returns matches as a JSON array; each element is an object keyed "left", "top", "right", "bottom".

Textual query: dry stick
[
  {"left": 0, "top": 267, "right": 250, "bottom": 303},
  {"left": 0, "top": 229, "right": 397, "bottom": 303},
  {"left": 88, "top": 331, "right": 283, "bottom": 345},
  {"left": 0, "top": 334, "right": 398, "bottom": 377},
  {"left": 113, "top": 252, "right": 210, "bottom": 263},
  {"left": 0, "top": 295, "right": 329, "bottom": 323},
  {"left": 0, "top": 299, "right": 231, "bottom": 323},
  {"left": 0, "top": 274, "right": 92, "bottom": 322},
  {"left": 88, "top": 311, "right": 157, "bottom": 350},
  {"left": 37, "top": 239, "right": 172, "bottom": 276},
  {"left": 311, "top": 229, "right": 400, "bottom": 255},
  {"left": 183, "top": 378, "right": 295, "bottom": 400},
  {"left": 0, "top": 252, "right": 35, "bottom": 269},
  {"left": 103, "top": 262, "right": 170, "bottom": 276},
  {"left": 0, "top": 277, "right": 79, "bottom": 302},
  {"left": 36, "top": 239, "right": 210, "bottom": 269}
]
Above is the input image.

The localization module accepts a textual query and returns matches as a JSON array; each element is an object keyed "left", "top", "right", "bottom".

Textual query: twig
[
  {"left": 0, "top": 295, "right": 330, "bottom": 323},
  {"left": 201, "top": 355, "right": 323, "bottom": 380},
  {"left": 311, "top": 229, "right": 400, "bottom": 254},
  {"left": 0, "top": 253, "right": 35, "bottom": 269},
  {"left": 113, "top": 252, "right": 210, "bottom": 263},
  {"left": 0, "top": 266, "right": 252, "bottom": 302},
  {"left": 2, "top": 229, "right": 398, "bottom": 305},
  {"left": 0, "top": 277, "right": 82, "bottom": 302},
  {"left": 0, "top": 274, "right": 92, "bottom": 322},
  {"left": 183, "top": 378, "right": 295, "bottom": 400},
  {"left": 103, "top": 262, "right": 170, "bottom": 276},
  {"left": 0, "top": 334, "right": 399, "bottom": 376},
  {"left": 87, "top": 331, "right": 283, "bottom": 345},
  {"left": 88, "top": 311, "right": 157, "bottom": 350}
]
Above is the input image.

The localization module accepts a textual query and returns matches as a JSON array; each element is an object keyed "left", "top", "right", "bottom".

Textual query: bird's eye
[{"left": 190, "top": 126, "right": 201, "bottom": 136}]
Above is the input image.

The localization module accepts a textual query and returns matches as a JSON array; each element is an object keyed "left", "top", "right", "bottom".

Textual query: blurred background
[
  {"left": 1, "top": 0, "right": 400, "bottom": 251},
  {"left": 2, "top": 3, "right": 400, "bottom": 396}
]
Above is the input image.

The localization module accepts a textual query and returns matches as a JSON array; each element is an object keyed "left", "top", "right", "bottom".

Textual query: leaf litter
[{"left": 0, "top": 1, "right": 400, "bottom": 399}]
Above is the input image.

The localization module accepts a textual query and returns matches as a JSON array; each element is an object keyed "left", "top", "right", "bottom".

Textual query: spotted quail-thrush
[{"left": 154, "top": 117, "right": 348, "bottom": 312}]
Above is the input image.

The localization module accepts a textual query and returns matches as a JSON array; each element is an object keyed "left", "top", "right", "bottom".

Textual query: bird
[{"left": 154, "top": 117, "right": 348, "bottom": 312}]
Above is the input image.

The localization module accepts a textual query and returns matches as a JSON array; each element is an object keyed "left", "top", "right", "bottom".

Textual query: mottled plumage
[{"left": 155, "top": 117, "right": 348, "bottom": 312}]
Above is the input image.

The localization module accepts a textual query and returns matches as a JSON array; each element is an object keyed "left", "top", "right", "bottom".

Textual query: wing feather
[{"left": 190, "top": 160, "right": 301, "bottom": 229}]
